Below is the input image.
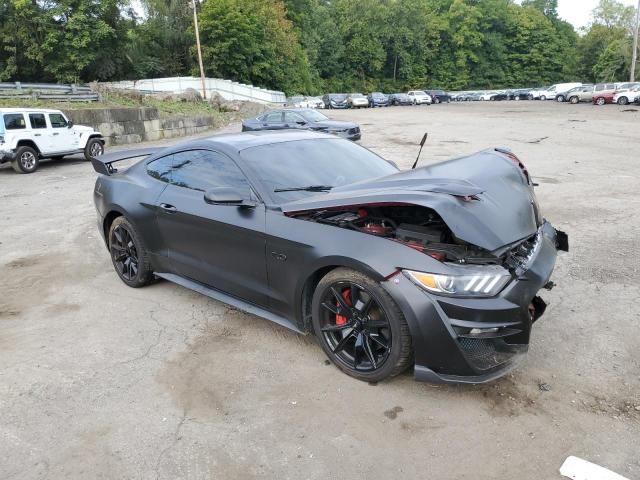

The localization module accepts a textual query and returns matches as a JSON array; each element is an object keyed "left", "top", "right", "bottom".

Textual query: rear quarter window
[{"left": 3, "top": 114, "right": 26, "bottom": 130}]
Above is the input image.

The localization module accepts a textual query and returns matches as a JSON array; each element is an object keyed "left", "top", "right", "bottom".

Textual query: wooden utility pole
[
  {"left": 192, "top": 0, "right": 207, "bottom": 99},
  {"left": 631, "top": 0, "right": 640, "bottom": 81}
]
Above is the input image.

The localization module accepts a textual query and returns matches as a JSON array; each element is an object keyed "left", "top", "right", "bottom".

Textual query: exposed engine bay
[{"left": 290, "top": 204, "right": 504, "bottom": 265}]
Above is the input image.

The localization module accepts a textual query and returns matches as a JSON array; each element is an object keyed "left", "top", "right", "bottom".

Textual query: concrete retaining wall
[{"left": 63, "top": 107, "right": 218, "bottom": 146}]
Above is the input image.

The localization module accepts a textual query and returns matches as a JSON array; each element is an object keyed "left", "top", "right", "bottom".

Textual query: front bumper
[
  {"left": 383, "top": 221, "right": 566, "bottom": 384},
  {"left": 335, "top": 128, "right": 361, "bottom": 141}
]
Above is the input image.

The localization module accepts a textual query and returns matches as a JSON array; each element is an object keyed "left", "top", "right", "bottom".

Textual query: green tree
[
  {"left": 197, "top": 0, "right": 312, "bottom": 95},
  {"left": 124, "top": 0, "right": 195, "bottom": 79}
]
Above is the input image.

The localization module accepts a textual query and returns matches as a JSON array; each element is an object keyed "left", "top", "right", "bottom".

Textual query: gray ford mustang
[
  {"left": 241, "top": 108, "right": 361, "bottom": 141},
  {"left": 92, "top": 130, "right": 567, "bottom": 384}
]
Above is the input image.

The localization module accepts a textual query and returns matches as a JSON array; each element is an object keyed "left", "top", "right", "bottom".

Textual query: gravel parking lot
[{"left": 1, "top": 101, "right": 639, "bottom": 479}]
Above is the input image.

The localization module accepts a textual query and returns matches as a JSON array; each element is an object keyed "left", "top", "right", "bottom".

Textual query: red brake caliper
[{"left": 336, "top": 288, "right": 352, "bottom": 326}]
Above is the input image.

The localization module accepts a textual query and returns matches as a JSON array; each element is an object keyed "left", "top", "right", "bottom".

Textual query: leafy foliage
[{"left": 0, "top": 0, "right": 638, "bottom": 92}]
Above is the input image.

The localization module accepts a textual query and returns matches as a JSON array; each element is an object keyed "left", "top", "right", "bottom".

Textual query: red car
[{"left": 592, "top": 90, "right": 616, "bottom": 105}]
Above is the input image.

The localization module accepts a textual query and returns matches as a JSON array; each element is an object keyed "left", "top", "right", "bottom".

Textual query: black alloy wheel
[
  {"left": 110, "top": 223, "right": 139, "bottom": 282},
  {"left": 312, "top": 268, "right": 412, "bottom": 382},
  {"left": 108, "top": 217, "right": 153, "bottom": 287}
]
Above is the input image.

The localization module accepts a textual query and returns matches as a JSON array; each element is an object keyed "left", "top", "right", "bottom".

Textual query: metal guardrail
[{"left": 0, "top": 82, "right": 99, "bottom": 101}]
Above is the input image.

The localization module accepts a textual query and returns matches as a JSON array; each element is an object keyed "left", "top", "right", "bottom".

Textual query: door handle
[
  {"left": 52, "top": 132, "right": 60, "bottom": 136},
  {"left": 34, "top": 134, "right": 41, "bottom": 137},
  {"left": 159, "top": 203, "right": 177, "bottom": 213}
]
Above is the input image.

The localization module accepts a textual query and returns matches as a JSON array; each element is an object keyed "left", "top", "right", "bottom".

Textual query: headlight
[{"left": 404, "top": 269, "right": 511, "bottom": 297}]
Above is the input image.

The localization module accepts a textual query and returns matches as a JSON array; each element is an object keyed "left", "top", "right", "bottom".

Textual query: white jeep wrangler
[{"left": 0, "top": 108, "right": 105, "bottom": 173}]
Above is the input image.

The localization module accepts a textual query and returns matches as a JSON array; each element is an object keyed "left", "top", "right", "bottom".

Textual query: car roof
[
  {"left": 0, "top": 108, "right": 62, "bottom": 114},
  {"left": 201, "top": 130, "right": 335, "bottom": 152}
]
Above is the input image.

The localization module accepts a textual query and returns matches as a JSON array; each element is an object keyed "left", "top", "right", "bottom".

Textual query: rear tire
[
  {"left": 596, "top": 97, "right": 605, "bottom": 106},
  {"left": 108, "top": 216, "right": 154, "bottom": 288},
  {"left": 312, "top": 268, "right": 412, "bottom": 382},
  {"left": 540, "top": 95, "right": 547, "bottom": 101},
  {"left": 617, "top": 97, "right": 629, "bottom": 105},
  {"left": 11, "top": 146, "right": 39, "bottom": 174}
]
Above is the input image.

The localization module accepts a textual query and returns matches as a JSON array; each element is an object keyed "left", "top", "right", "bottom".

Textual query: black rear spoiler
[{"left": 91, "top": 147, "right": 160, "bottom": 175}]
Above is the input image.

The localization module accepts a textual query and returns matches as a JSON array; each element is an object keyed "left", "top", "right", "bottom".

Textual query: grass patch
[{"left": 0, "top": 92, "right": 224, "bottom": 117}]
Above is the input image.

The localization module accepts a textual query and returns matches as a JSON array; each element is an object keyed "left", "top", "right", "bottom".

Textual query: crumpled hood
[
  {"left": 282, "top": 149, "right": 539, "bottom": 251},
  {"left": 311, "top": 120, "right": 358, "bottom": 130}
]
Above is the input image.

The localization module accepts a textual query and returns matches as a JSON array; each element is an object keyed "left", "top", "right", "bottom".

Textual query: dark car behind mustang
[
  {"left": 91, "top": 131, "right": 567, "bottom": 384},
  {"left": 242, "top": 108, "right": 361, "bottom": 141}
]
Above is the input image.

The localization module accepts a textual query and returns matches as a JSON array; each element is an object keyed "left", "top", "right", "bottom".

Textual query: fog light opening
[{"left": 469, "top": 327, "right": 499, "bottom": 336}]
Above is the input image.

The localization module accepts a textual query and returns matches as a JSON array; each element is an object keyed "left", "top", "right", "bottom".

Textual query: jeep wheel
[
  {"left": 84, "top": 138, "right": 104, "bottom": 161},
  {"left": 11, "top": 146, "right": 40, "bottom": 174}
]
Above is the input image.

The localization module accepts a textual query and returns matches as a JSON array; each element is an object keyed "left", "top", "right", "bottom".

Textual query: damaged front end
[{"left": 284, "top": 148, "right": 568, "bottom": 383}]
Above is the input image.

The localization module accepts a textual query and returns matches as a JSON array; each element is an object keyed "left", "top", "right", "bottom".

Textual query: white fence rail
[{"left": 103, "top": 77, "right": 286, "bottom": 104}]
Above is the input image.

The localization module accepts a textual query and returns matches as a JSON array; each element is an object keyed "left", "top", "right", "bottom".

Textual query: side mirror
[
  {"left": 296, "top": 120, "right": 307, "bottom": 126},
  {"left": 204, "top": 187, "right": 255, "bottom": 208},
  {"left": 67, "top": 120, "right": 74, "bottom": 128}
]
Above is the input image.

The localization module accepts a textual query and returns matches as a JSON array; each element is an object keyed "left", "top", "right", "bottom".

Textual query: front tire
[
  {"left": 540, "top": 95, "right": 547, "bottom": 101},
  {"left": 569, "top": 96, "right": 579, "bottom": 104},
  {"left": 11, "top": 146, "right": 39, "bottom": 174},
  {"left": 108, "top": 216, "right": 154, "bottom": 288},
  {"left": 84, "top": 138, "right": 104, "bottom": 161},
  {"left": 556, "top": 95, "right": 565, "bottom": 102},
  {"left": 311, "top": 268, "right": 412, "bottom": 382},
  {"left": 596, "top": 97, "right": 606, "bottom": 106}
]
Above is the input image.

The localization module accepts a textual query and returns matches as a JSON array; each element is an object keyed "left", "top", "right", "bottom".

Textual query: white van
[{"left": 536, "top": 83, "right": 583, "bottom": 101}]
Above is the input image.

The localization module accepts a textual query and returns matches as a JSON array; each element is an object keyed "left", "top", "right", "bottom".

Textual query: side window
[
  {"left": 29, "top": 114, "right": 47, "bottom": 129},
  {"left": 262, "top": 112, "right": 283, "bottom": 124},
  {"left": 49, "top": 113, "right": 68, "bottom": 128},
  {"left": 284, "top": 112, "right": 305, "bottom": 124},
  {"left": 146, "top": 155, "right": 177, "bottom": 184},
  {"left": 4, "top": 114, "right": 26, "bottom": 130},
  {"left": 148, "top": 150, "right": 251, "bottom": 197}
]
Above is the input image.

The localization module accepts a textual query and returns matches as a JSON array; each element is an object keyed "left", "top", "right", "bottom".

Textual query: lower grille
[
  {"left": 348, "top": 127, "right": 360, "bottom": 134},
  {"left": 457, "top": 337, "right": 515, "bottom": 371}
]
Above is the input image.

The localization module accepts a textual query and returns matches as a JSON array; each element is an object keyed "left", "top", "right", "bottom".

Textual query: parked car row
[
  {"left": 286, "top": 90, "right": 454, "bottom": 110},
  {"left": 450, "top": 81, "right": 640, "bottom": 106}
]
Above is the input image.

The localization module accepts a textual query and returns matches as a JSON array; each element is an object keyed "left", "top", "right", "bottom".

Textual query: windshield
[
  {"left": 350, "top": 93, "right": 364, "bottom": 98},
  {"left": 330, "top": 94, "right": 346, "bottom": 101},
  {"left": 300, "top": 109, "right": 328, "bottom": 122},
  {"left": 240, "top": 138, "right": 398, "bottom": 203},
  {"left": 413, "top": 91, "right": 427, "bottom": 95}
]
